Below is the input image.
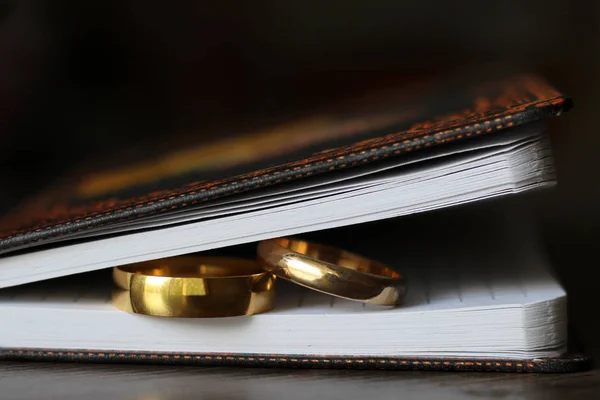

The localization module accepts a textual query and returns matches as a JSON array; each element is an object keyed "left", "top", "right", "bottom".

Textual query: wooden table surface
[{"left": 1, "top": 362, "right": 598, "bottom": 400}]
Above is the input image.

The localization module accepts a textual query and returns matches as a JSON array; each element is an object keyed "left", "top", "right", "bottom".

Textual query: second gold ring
[{"left": 257, "top": 238, "right": 406, "bottom": 305}]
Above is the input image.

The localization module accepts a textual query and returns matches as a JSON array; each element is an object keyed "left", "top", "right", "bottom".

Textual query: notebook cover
[
  {"left": 0, "top": 349, "right": 589, "bottom": 373},
  {"left": 0, "top": 72, "right": 571, "bottom": 254}
]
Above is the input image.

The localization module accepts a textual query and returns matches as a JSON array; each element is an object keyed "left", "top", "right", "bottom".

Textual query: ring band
[
  {"left": 257, "top": 238, "right": 405, "bottom": 306},
  {"left": 112, "top": 256, "right": 276, "bottom": 318}
]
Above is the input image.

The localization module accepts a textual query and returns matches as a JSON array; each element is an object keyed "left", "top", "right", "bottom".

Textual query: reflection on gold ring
[
  {"left": 112, "top": 256, "right": 276, "bottom": 318},
  {"left": 257, "top": 238, "right": 406, "bottom": 306}
]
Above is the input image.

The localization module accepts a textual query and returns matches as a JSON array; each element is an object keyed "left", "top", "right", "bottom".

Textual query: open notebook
[
  {"left": 0, "top": 72, "right": 588, "bottom": 372},
  {"left": 0, "top": 216, "right": 567, "bottom": 362}
]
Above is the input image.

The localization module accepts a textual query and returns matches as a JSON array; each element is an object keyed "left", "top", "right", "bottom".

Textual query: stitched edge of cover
[{"left": 0, "top": 348, "right": 590, "bottom": 373}]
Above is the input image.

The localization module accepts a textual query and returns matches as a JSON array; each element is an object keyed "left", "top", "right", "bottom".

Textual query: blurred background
[{"left": 0, "top": 0, "right": 598, "bottom": 358}]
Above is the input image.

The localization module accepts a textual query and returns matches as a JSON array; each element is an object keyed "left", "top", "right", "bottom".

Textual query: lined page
[{"left": 0, "top": 271, "right": 113, "bottom": 310}]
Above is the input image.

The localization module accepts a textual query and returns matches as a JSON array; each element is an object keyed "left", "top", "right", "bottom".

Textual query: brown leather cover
[
  {"left": 0, "top": 72, "right": 571, "bottom": 254},
  {"left": 0, "top": 349, "right": 589, "bottom": 373}
]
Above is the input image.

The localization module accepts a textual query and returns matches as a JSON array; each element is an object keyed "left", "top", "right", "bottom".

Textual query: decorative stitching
[{"left": 0, "top": 349, "right": 568, "bottom": 372}]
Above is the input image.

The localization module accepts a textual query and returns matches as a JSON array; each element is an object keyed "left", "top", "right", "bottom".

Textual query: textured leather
[
  {"left": 0, "top": 73, "right": 572, "bottom": 253},
  {"left": 0, "top": 349, "right": 589, "bottom": 373}
]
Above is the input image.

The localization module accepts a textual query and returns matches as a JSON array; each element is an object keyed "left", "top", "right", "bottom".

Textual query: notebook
[{"left": 0, "top": 71, "right": 589, "bottom": 372}]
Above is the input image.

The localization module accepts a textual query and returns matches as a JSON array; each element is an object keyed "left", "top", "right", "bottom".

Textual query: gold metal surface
[
  {"left": 112, "top": 256, "right": 276, "bottom": 318},
  {"left": 257, "top": 238, "right": 406, "bottom": 306}
]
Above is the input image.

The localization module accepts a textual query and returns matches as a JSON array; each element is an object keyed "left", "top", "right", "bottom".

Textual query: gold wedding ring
[
  {"left": 257, "top": 238, "right": 405, "bottom": 305},
  {"left": 112, "top": 256, "right": 276, "bottom": 317}
]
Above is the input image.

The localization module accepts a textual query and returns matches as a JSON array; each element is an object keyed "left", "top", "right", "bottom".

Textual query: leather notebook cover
[
  {"left": 0, "top": 71, "right": 589, "bottom": 372},
  {"left": 0, "top": 72, "right": 571, "bottom": 253}
]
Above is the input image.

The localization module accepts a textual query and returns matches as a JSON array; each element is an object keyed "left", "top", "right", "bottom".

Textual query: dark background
[{"left": 0, "top": 0, "right": 598, "bottom": 362}]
